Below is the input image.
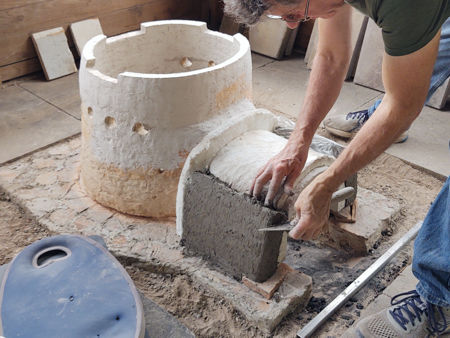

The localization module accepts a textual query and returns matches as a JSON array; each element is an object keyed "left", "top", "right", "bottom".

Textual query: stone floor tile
[
  {"left": 0, "top": 86, "right": 80, "bottom": 164},
  {"left": 18, "top": 73, "right": 81, "bottom": 119},
  {"left": 31, "top": 27, "right": 77, "bottom": 80}
]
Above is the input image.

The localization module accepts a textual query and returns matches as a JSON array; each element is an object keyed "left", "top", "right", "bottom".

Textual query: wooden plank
[
  {"left": 0, "top": 58, "right": 41, "bottom": 82},
  {"left": 100, "top": 0, "right": 198, "bottom": 37},
  {"left": 0, "top": 0, "right": 46, "bottom": 12},
  {"left": 0, "top": 0, "right": 201, "bottom": 67}
]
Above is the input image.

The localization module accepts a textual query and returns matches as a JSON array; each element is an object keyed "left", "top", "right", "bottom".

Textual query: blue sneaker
[
  {"left": 355, "top": 290, "right": 450, "bottom": 337},
  {"left": 323, "top": 109, "right": 408, "bottom": 144}
]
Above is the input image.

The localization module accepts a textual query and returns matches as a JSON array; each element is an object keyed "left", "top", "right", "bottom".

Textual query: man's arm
[
  {"left": 251, "top": 5, "right": 353, "bottom": 204},
  {"left": 289, "top": 30, "right": 441, "bottom": 240}
]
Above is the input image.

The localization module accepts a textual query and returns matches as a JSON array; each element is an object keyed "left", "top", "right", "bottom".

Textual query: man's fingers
[
  {"left": 250, "top": 166, "right": 267, "bottom": 196},
  {"left": 252, "top": 170, "right": 272, "bottom": 200},
  {"left": 289, "top": 215, "right": 319, "bottom": 241},
  {"left": 288, "top": 217, "right": 305, "bottom": 240},
  {"left": 265, "top": 170, "right": 285, "bottom": 206}
]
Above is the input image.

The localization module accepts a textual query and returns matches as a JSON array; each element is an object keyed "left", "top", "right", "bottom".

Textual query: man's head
[
  {"left": 223, "top": 0, "right": 303, "bottom": 26},
  {"left": 224, "top": 0, "right": 344, "bottom": 29}
]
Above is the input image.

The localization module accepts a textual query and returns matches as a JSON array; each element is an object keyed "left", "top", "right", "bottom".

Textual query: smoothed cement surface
[{"left": 182, "top": 172, "right": 287, "bottom": 282}]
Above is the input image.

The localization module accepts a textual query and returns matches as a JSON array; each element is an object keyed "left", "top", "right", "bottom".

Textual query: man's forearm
[
  {"left": 289, "top": 52, "right": 349, "bottom": 153},
  {"left": 319, "top": 98, "right": 421, "bottom": 192}
]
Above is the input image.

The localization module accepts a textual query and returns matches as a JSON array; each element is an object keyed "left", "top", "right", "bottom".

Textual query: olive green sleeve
[{"left": 378, "top": 0, "right": 450, "bottom": 56}]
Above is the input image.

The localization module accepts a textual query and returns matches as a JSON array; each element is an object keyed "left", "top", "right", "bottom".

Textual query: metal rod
[{"left": 297, "top": 222, "right": 422, "bottom": 338}]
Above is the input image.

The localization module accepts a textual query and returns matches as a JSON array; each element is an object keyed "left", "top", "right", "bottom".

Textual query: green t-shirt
[{"left": 345, "top": 0, "right": 450, "bottom": 56}]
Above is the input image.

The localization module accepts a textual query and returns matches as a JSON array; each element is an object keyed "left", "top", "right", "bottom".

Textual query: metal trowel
[{"left": 258, "top": 186, "right": 355, "bottom": 232}]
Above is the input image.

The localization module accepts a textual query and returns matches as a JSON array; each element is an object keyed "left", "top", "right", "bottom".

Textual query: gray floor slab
[
  {"left": 18, "top": 73, "right": 81, "bottom": 119},
  {"left": 251, "top": 53, "right": 274, "bottom": 69},
  {"left": 252, "top": 55, "right": 380, "bottom": 119},
  {"left": 386, "top": 106, "right": 450, "bottom": 178},
  {"left": 0, "top": 85, "right": 80, "bottom": 164}
]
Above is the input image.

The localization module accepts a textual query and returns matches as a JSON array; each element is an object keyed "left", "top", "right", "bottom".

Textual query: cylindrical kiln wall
[{"left": 79, "top": 21, "right": 252, "bottom": 217}]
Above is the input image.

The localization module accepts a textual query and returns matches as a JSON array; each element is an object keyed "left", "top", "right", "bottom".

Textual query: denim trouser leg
[
  {"left": 412, "top": 177, "right": 450, "bottom": 308},
  {"left": 426, "top": 17, "right": 450, "bottom": 102},
  {"left": 366, "top": 17, "right": 450, "bottom": 116}
]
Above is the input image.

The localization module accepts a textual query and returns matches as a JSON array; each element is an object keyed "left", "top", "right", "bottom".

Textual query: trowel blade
[{"left": 258, "top": 223, "right": 294, "bottom": 232}]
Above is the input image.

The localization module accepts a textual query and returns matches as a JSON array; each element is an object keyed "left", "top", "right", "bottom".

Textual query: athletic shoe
[
  {"left": 356, "top": 290, "right": 450, "bottom": 337},
  {"left": 323, "top": 109, "right": 408, "bottom": 143}
]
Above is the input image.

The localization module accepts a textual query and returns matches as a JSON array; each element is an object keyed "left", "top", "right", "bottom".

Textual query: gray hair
[{"left": 223, "top": 0, "right": 301, "bottom": 26}]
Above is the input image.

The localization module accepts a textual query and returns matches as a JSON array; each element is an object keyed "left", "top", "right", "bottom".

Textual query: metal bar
[{"left": 297, "top": 222, "right": 422, "bottom": 338}]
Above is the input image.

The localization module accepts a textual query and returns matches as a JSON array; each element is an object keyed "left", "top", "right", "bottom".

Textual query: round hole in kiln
[
  {"left": 87, "top": 107, "right": 93, "bottom": 117},
  {"left": 104, "top": 116, "right": 116, "bottom": 128},
  {"left": 132, "top": 122, "right": 150, "bottom": 135},
  {"left": 180, "top": 57, "right": 192, "bottom": 68},
  {"left": 208, "top": 60, "right": 215, "bottom": 67}
]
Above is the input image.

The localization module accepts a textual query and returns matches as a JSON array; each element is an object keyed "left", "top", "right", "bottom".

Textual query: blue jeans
[
  {"left": 413, "top": 177, "right": 450, "bottom": 308},
  {"left": 367, "top": 17, "right": 450, "bottom": 117}
]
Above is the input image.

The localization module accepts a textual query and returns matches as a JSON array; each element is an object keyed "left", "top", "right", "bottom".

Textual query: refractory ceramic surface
[{"left": 79, "top": 20, "right": 252, "bottom": 217}]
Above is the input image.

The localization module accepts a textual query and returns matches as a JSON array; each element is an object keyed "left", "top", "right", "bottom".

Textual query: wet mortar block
[{"left": 182, "top": 171, "right": 287, "bottom": 283}]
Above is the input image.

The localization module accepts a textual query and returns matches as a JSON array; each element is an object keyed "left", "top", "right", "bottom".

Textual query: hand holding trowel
[{"left": 259, "top": 186, "right": 356, "bottom": 232}]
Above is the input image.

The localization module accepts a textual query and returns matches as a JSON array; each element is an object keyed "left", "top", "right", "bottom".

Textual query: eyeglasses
[{"left": 266, "top": 0, "right": 311, "bottom": 23}]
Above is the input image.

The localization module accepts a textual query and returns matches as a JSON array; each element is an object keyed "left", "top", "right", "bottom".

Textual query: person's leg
[
  {"left": 324, "top": 17, "right": 450, "bottom": 143},
  {"left": 426, "top": 17, "right": 450, "bottom": 102},
  {"left": 413, "top": 176, "right": 450, "bottom": 308},
  {"left": 355, "top": 178, "right": 450, "bottom": 337}
]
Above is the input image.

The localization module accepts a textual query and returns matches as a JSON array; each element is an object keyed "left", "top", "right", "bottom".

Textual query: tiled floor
[{"left": 0, "top": 74, "right": 80, "bottom": 164}]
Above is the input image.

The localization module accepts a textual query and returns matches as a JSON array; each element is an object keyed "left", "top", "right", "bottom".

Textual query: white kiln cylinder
[{"left": 79, "top": 20, "right": 252, "bottom": 217}]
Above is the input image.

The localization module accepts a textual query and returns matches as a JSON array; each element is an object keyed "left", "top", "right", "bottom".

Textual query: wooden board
[
  {"left": 0, "top": 0, "right": 202, "bottom": 81},
  {"left": 0, "top": 58, "right": 41, "bottom": 83}
]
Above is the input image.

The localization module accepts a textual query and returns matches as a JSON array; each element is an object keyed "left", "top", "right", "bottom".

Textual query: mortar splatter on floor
[{"left": 0, "top": 150, "right": 443, "bottom": 337}]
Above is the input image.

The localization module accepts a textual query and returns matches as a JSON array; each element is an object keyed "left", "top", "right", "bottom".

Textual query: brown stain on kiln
[
  {"left": 80, "top": 111, "right": 190, "bottom": 219},
  {"left": 215, "top": 74, "right": 252, "bottom": 111}
]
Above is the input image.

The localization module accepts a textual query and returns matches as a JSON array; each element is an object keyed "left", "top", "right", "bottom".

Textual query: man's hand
[
  {"left": 289, "top": 174, "right": 333, "bottom": 240},
  {"left": 250, "top": 142, "right": 309, "bottom": 206}
]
